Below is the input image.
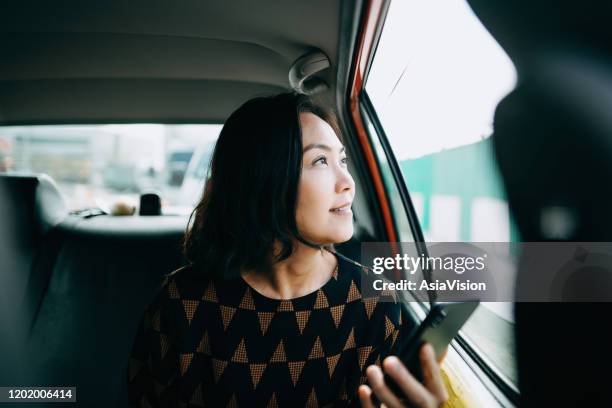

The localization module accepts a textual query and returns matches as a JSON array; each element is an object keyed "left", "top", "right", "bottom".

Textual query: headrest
[
  {"left": 0, "top": 173, "right": 68, "bottom": 243},
  {"left": 468, "top": 1, "right": 612, "bottom": 73},
  {"left": 492, "top": 52, "right": 612, "bottom": 241}
]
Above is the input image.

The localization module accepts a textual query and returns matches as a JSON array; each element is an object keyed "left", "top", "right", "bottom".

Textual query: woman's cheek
[{"left": 296, "top": 176, "right": 331, "bottom": 236}]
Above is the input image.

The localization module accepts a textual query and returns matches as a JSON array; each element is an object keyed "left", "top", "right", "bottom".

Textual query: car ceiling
[{"left": 0, "top": 0, "right": 346, "bottom": 124}]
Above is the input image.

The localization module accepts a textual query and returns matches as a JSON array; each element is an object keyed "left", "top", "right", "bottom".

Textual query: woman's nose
[{"left": 336, "top": 168, "right": 355, "bottom": 193}]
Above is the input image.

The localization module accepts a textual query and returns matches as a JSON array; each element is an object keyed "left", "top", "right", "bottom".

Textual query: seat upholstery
[
  {"left": 24, "top": 215, "right": 188, "bottom": 407},
  {"left": 0, "top": 173, "right": 67, "bottom": 308},
  {"left": 0, "top": 172, "right": 188, "bottom": 406}
]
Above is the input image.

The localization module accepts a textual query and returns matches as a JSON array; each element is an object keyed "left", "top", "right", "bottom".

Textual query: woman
[{"left": 127, "top": 93, "right": 448, "bottom": 407}]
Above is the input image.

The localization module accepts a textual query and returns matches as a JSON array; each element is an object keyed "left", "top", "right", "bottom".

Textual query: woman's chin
[
  {"left": 304, "top": 225, "right": 353, "bottom": 245},
  {"left": 330, "top": 227, "right": 354, "bottom": 244}
]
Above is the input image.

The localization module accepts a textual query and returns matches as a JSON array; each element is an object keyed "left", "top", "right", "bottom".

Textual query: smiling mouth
[{"left": 330, "top": 204, "right": 351, "bottom": 213}]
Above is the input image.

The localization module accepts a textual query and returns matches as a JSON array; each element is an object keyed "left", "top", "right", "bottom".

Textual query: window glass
[
  {"left": 365, "top": 0, "right": 518, "bottom": 387},
  {"left": 0, "top": 124, "right": 221, "bottom": 215},
  {"left": 362, "top": 108, "right": 415, "bottom": 243}
]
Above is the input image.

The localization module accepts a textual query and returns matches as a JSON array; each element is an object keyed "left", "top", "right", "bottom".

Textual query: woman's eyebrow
[{"left": 303, "top": 143, "right": 345, "bottom": 154}]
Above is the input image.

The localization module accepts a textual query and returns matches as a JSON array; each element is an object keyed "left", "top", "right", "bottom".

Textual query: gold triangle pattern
[
  {"left": 179, "top": 352, "right": 194, "bottom": 376},
  {"left": 220, "top": 305, "right": 236, "bottom": 331},
  {"left": 347, "top": 281, "right": 361, "bottom": 302},
  {"left": 277, "top": 299, "right": 294, "bottom": 312},
  {"left": 357, "top": 346, "right": 372, "bottom": 370},
  {"left": 296, "top": 310, "right": 311, "bottom": 334},
  {"left": 363, "top": 297, "right": 378, "bottom": 320},
  {"left": 249, "top": 363, "right": 267, "bottom": 389},
  {"left": 231, "top": 338, "right": 248, "bottom": 363},
  {"left": 129, "top": 261, "right": 418, "bottom": 404},
  {"left": 392, "top": 329, "right": 400, "bottom": 347},
  {"left": 212, "top": 358, "right": 228, "bottom": 382},
  {"left": 267, "top": 392, "right": 278, "bottom": 408},
  {"left": 343, "top": 328, "right": 356, "bottom": 350},
  {"left": 326, "top": 353, "right": 340, "bottom": 378},
  {"left": 182, "top": 299, "right": 199, "bottom": 325},
  {"left": 202, "top": 281, "right": 217, "bottom": 302},
  {"left": 270, "top": 339, "right": 286, "bottom": 363},
  {"left": 330, "top": 305, "right": 344, "bottom": 328},
  {"left": 308, "top": 336, "right": 324, "bottom": 360},
  {"left": 313, "top": 290, "right": 329, "bottom": 309},
  {"left": 288, "top": 361, "right": 305, "bottom": 386},
  {"left": 168, "top": 279, "right": 180, "bottom": 299},
  {"left": 306, "top": 387, "right": 318, "bottom": 407},
  {"left": 257, "top": 312, "right": 274, "bottom": 335},
  {"left": 384, "top": 316, "right": 394, "bottom": 340},
  {"left": 239, "top": 287, "right": 256, "bottom": 310}
]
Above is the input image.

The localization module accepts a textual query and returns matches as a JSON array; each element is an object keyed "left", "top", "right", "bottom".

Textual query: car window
[
  {"left": 0, "top": 124, "right": 221, "bottom": 215},
  {"left": 364, "top": 0, "right": 519, "bottom": 389}
]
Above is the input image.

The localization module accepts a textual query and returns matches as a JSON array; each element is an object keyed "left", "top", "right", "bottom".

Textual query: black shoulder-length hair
[{"left": 182, "top": 92, "right": 342, "bottom": 279}]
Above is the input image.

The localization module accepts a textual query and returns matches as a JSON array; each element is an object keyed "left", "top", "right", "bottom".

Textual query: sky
[{"left": 366, "top": 0, "right": 517, "bottom": 160}]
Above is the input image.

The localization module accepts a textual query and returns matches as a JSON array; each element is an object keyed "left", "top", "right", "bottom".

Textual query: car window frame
[
  {"left": 353, "top": 0, "right": 521, "bottom": 403},
  {"left": 360, "top": 88, "right": 520, "bottom": 404}
]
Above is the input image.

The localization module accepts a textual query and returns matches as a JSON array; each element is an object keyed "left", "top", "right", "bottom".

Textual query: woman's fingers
[
  {"left": 382, "top": 356, "right": 437, "bottom": 408},
  {"left": 419, "top": 343, "right": 449, "bottom": 403},
  {"left": 365, "top": 344, "right": 449, "bottom": 408},
  {"left": 358, "top": 385, "right": 376, "bottom": 408},
  {"left": 365, "top": 364, "right": 405, "bottom": 408}
]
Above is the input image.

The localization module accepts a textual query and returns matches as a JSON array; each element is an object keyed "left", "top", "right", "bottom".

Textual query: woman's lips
[{"left": 329, "top": 206, "right": 352, "bottom": 216}]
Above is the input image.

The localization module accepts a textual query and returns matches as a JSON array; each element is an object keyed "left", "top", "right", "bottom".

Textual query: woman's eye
[
  {"left": 313, "top": 157, "right": 328, "bottom": 166},
  {"left": 312, "top": 156, "right": 348, "bottom": 166}
]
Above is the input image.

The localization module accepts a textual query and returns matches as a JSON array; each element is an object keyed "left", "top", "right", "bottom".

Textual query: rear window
[{"left": 0, "top": 124, "right": 221, "bottom": 215}]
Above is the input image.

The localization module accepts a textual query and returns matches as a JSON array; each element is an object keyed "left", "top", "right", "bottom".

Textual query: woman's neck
[{"left": 240, "top": 244, "right": 337, "bottom": 300}]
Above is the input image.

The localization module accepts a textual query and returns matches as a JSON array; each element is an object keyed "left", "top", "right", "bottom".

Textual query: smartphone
[{"left": 383, "top": 300, "right": 480, "bottom": 397}]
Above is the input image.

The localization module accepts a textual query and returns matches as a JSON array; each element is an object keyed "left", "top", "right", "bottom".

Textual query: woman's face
[{"left": 296, "top": 112, "right": 355, "bottom": 245}]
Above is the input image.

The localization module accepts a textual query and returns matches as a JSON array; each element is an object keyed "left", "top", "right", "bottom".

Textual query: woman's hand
[{"left": 358, "top": 343, "right": 449, "bottom": 408}]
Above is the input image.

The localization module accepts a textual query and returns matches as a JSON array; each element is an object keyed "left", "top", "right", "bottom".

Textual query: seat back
[
  {"left": 25, "top": 215, "right": 188, "bottom": 407},
  {"left": 0, "top": 173, "right": 67, "bottom": 306}
]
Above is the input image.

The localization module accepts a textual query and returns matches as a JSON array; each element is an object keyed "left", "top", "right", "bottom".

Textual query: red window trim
[{"left": 348, "top": 0, "right": 398, "bottom": 242}]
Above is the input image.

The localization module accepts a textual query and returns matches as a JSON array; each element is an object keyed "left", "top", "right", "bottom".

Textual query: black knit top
[{"left": 127, "top": 251, "right": 414, "bottom": 407}]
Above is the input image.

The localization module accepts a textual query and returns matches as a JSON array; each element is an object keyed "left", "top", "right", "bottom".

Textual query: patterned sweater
[{"left": 127, "top": 252, "right": 414, "bottom": 407}]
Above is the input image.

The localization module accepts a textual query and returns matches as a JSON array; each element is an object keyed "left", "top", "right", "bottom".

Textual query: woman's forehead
[{"left": 300, "top": 112, "right": 341, "bottom": 148}]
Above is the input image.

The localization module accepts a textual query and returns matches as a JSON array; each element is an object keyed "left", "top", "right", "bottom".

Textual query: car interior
[
  {"left": 1, "top": 1, "right": 376, "bottom": 406},
  {"left": 1, "top": 0, "right": 611, "bottom": 407}
]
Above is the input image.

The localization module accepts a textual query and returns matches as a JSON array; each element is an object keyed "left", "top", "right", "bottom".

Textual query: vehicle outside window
[
  {"left": 0, "top": 124, "right": 221, "bottom": 215},
  {"left": 364, "top": 0, "right": 519, "bottom": 390}
]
